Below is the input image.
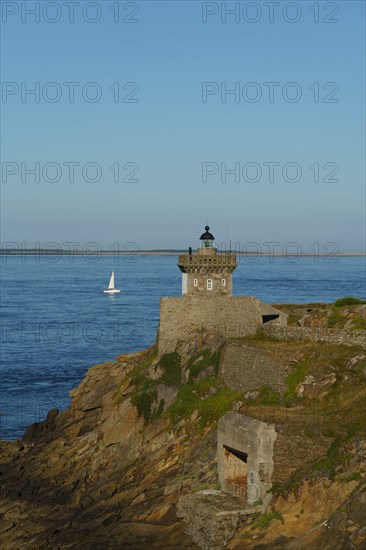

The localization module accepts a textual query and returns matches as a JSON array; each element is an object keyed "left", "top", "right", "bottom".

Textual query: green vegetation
[
  {"left": 130, "top": 348, "right": 230, "bottom": 428},
  {"left": 334, "top": 297, "right": 366, "bottom": 307},
  {"left": 245, "top": 361, "right": 308, "bottom": 408},
  {"left": 158, "top": 352, "right": 181, "bottom": 386},
  {"left": 326, "top": 297, "right": 366, "bottom": 329},
  {"left": 131, "top": 389, "right": 166, "bottom": 424},
  {"left": 131, "top": 390, "right": 156, "bottom": 423},
  {"left": 199, "top": 387, "right": 241, "bottom": 428},
  {"left": 272, "top": 419, "right": 365, "bottom": 500},
  {"left": 246, "top": 330, "right": 281, "bottom": 343},
  {"left": 257, "top": 386, "right": 281, "bottom": 405},
  {"left": 186, "top": 349, "right": 221, "bottom": 382},
  {"left": 351, "top": 317, "right": 366, "bottom": 331},
  {"left": 167, "top": 375, "right": 240, "bottom": 431},
  {"left": 287, "top": 314, "right": 302, "bottom": 326},
  {"left": 310, "top": 420, "right": 365, "bottom": 480},
  {"left": 340, "top": 471, "right": 362, "bottom": 483},
  {"left": 284, "top": 361, "right": 308, "bottom": 405},
  {"left": 129, "top": 350, "right": 177, "bottom": 424},
  {"left": 327, "top": 307, "right": 347, "bottom": 329},
  {"left": 129, "top": 351, "right": 157, "bottom": 391},
  {"left": 251, "top": 511, "right": 284, "bottom": 530},
  {"left": 270, "top": 471, "right": 304, "bottom": 500}
]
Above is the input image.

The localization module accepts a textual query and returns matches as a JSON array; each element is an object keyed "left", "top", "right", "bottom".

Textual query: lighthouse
[{"left": 177, "top": 226, "right": 237, "bottom": 296}]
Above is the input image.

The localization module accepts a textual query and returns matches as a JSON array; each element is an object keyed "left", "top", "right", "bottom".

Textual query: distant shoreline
[{"left": 1, "top": 250, "right": 365, "bottom": 257}]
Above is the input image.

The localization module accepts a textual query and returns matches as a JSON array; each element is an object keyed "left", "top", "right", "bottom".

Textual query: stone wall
[
  {"left": 157, "top": 296, "right": 263, "bottom": 355},
  {"left": 219, "top": 342, "right": 288, "bottom": 394},
  {"left": 262, "top": 325, "right": 366, "bottom": 349},
  {"left": 177, "top": 491, "right": 255, "bottom": 550}
]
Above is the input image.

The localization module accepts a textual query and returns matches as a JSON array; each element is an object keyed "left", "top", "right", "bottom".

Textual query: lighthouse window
[
  {"left": 193, "top": 278, "right": 198, "bottom": 287},
  {"left": 222, "top": 279, "right": 226, "bottom": 286},
  {"left": 207, "top": 279, "right": 213, "bottom": 290}
]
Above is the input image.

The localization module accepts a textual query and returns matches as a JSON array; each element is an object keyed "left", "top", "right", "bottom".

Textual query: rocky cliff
[{"left": 1, "top": 302, "right": 365, "bottom": 549}]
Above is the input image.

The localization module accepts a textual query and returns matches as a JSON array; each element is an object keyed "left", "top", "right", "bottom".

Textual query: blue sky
[{"left": 1, "top": 0, "right": 365, "bottom": 250}]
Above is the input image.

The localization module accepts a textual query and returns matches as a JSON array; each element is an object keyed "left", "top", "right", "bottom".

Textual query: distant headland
[{"left": 1, "top": 249, "right": 365, "bottom": 257}]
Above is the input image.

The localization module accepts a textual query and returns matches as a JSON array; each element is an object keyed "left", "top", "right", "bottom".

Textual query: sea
[{"left": 1, "top": 254, "right": 365, "bottom": 441}]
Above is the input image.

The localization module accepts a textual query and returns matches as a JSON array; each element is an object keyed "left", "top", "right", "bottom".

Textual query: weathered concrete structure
[
  {"left": 157, "top": 226, "right": 288, "bottom": 355},
  {"left": 218, "top": 412, "right": 277, "bottom": 507}
]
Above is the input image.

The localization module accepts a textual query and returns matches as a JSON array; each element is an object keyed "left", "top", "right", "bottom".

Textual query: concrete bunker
[
  {"left": 218, "top": 412, "right": 277, "bottom": 507},
  {"left": 259, "top": 301, "right": 288, "bottom": 326}
]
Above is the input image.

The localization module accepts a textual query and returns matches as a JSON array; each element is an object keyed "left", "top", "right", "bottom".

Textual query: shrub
[
  {"left": 158, "top": 352, "right": 181, "bottom": 386},
  {"left": 270, "top": 471, "right": 304, "bottom": 500},
  {"left": 327, "top": 308, "right": 347, "bottom": 329},
  {"left": 129, "top": 351, "right": 157, "bottom": 390},
  {"left": 251, "top": 511, "right": 284, "bottom": 530},
  {"left": 131, "top": 391, "right": 154, "bottom": 423},
  {"left": 131, "top": 391, "right": 165, "bottom": 424},
  {"left": 334, "top": 297, "right": 366, "bottom": 307}
]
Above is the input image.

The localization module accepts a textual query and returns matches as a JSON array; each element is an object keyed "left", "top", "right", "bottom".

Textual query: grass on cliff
[
  {"left": 166, "top": 348, "right": 240, "bottom": 431},
  {"left": 158, "top": 352, "right": 182, "bottom": 386},
  {"left": 270, "top": 418, "right": 366, "bottom": 500},
  {"left": 327, "top": 297, "right": 366, "bottom": 329},
  {"left": 186, "top": 349, "right": 221, "bottom": 382},
  {"left": 250, "top": 511, "right": 284, "bottom": 530},
  {"left": 242, "top": 358, "right": 309, "bottom": 409},
  {"left": 131, "top": 390, "right": 165, "bottom": 424},
  {"left": 167, "top": 377, "right": 241, "bottom": 431},
  {"left": 129, "top": 348, "right": 233, "bottom": 428}
]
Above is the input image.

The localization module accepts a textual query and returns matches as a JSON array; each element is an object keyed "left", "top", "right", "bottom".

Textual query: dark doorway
[
  {"left": 262, "top": 314, "right": 280, "bottom": 324},
  {"left": 223, "top": 445, "right": 248, "bottom": 499}
]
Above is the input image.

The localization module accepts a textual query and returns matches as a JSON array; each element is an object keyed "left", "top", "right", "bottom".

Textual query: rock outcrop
[{"left": 1, "top": 306, "right": 366, "bottom": 549}]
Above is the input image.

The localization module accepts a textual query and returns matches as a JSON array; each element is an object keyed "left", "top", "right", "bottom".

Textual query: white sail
[
  {"left": 108, "top": 271, "right": 115, "bottom": 290},
  {"left": 104, "top": 270, "right": 121, "bottom": 293}
]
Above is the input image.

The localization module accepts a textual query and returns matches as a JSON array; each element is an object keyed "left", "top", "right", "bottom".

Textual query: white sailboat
[{"left": 103, "top": 270, "right": 121, "bottom": 294}]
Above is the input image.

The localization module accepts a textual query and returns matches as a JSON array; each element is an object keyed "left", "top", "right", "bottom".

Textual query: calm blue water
[{"left": 1, "top": 255, "right": 365, "bottom": 440}]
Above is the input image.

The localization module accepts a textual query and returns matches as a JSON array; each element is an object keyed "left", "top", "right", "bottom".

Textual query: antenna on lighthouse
[{"left": 229, "top": 227, "right": 232, "bottom": 253}]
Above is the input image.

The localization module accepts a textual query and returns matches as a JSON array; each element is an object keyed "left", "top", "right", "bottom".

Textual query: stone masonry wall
[
  {"left": 262, "top": 325, "right": 366, "bottom": 349},
  {"left": 157, "top": 296, "right": 262, "bottom": 355},
  {"left": 219, "top": 342, "right": 289, "bottom": 394}
]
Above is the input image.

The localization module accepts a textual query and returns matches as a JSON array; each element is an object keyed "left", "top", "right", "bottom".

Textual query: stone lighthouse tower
[{"left": 177, "top": 226, "right": 237, "bottom": 296}]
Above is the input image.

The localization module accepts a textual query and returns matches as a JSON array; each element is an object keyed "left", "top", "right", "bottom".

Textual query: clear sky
[{"left": 1, "top": 0, "right": 365, "bottom": 251}]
